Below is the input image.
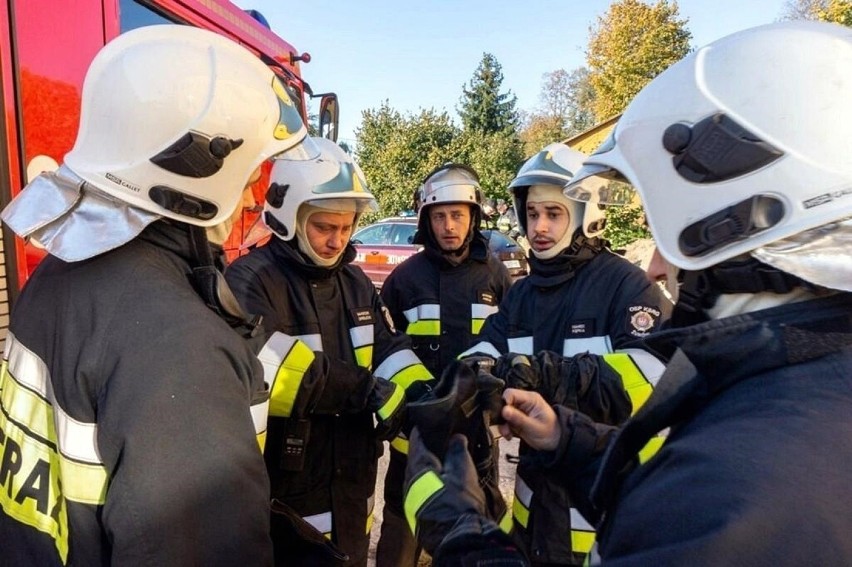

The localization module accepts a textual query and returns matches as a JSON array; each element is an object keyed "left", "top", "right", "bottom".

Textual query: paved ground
[{"left": 367, "top": 436, "right": 520, "bottom": 566}]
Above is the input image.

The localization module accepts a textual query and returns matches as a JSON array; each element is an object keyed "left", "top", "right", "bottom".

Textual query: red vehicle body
[{"left": 0, "top": 0, "right": 338, "bottom": 345}]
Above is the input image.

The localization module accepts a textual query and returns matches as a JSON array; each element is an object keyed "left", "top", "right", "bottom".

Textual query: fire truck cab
[{"left": 0, "top": 0, "right": 339, "bottom": 346}]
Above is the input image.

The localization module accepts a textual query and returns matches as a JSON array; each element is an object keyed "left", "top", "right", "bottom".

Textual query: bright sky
[{"left": 233, "top": 0, "right": 789, "bottom": 146}]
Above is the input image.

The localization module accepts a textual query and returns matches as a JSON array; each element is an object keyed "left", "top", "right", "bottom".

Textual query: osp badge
[{"left": 628, "top": 305, "right": 660, "bottom": 336}]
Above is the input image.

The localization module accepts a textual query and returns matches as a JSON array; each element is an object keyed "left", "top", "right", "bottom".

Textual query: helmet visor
[
  {"left": 273, "top": 136, "right": 321, "bottom": 162},
  {"left": 563, "top": 163, "right": 635, "bottom": 206}
]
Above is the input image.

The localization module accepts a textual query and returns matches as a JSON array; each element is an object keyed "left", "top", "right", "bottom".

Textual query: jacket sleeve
[{"left": 98, "top": 309, "right": 273, "bottom": 566}]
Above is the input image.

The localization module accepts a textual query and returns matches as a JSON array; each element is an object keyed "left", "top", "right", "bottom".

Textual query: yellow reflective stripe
[
  {"left": 638, "top": 435, "right": 666, "bottom": 464},
  {"left": 350, "top": 325, "right": 374, "bottom": 370},
  {"left": 571, "top": 529, "right": 596, "bottom": 554},
  {"left": 389, "top": 363, "right": 432, "bottom": 392},
  {"left": 471, "top": 319, "right": 485, "bottom": 335},
  {"left": 256, "top": 430, "right": 267, "bottom": 452},
  {"left": 512, "top": 497, "right": 530, "bottom": 528},
  {"left": 377, "top": 382, "right": 405, "bottom": 421},
  {"left": 267, "top": 340, "right": 315, "bottom": 418},
  {"left": 404, "top": 305, "right": 440, "bottom": 336},
  {"left": 0, "top": 410, "right": 70, "bottom": 563},
  {"left": 404, "top": 470, "right": 444, "bottom": 534},
  {"left": 353, "top": 345, "right": 373, "bottom": 370},
  {"left": 570, "top": 507, "right": 595, "bottom": 553},
  {"left": 498, "top": 508, "right": 513, "bottom": 533},
  {"left": 374, "top": 349, "right": 420, "bottom": 380},
  {"left": 603, "top": 353, "right": 653, "bottom": 413},
  {"left": 604, "top": 352, "right": 667, "bottom": 464},
  {"left": 366, "top": 494, "right": 375, "bottom": 534},
  {"left": 407, "top": 320, "right": 440, "bottom": 336},
  {"left": 391, "top": 435, "right": 409, "bottom": 454},
  {"left": 60, "top": 454, "right": 108, "bottom": 505}
]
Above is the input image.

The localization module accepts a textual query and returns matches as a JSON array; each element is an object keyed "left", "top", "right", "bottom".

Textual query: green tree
[
  {"left": 519, "top": 112, "right": 565, "bottom": 157},
  {"left": 586, "top": 0, "right": 692, "bottom": 120},
  {"left": 783, "top": 0, "right": 852, "bottom": 25},
  {"left": 458, "top": 53, "right": 519, "bottom": 135},
  {"left": 453, "top": 130, "right": 525, "bottom": 200},
  {"left": 355, "top": 102, "right": 460, "bottom": 221}
]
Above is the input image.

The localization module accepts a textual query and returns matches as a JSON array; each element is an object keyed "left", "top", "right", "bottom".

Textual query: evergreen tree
[{"left": 458, "top": 53, "right": 519, "bottom": 135}]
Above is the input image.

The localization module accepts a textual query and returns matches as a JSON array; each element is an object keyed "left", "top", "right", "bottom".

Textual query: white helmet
[
  {"left": 63, "top": 24, "right": 309, "bottom": 227},
  {"left": 565, "top": 21, "right": 852, "bottom": 291},
  {"left": 263, "top": 137, "right": 377, "bottom": 240},
  {"left": 414, "top": 163, "right": 483, "bottom": 230},
  {"left": 510, "top": 142, "right": 606, "bottom": 239}
]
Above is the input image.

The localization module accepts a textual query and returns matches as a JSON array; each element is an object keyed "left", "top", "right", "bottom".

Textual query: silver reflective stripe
[
  {"left": 459, "top": 341, "right": 502, "bottom": 359},
  {"left": 570, "top": 507, "right": 594, "bottom": 531},
  {"left": 404, "top": 304, "right": 440, "bottom": 323},
  {"left": 515, "top": 474, "right": 533, "bottom": 507},
  {"left": 507, "top": 336, "right": 534, "bottom": 355},
  {"left": 563, "top": 335, "right": 612, "bottom": 356},
  {"left": 367, "top": 494, "right": 375, "bottom": 514},
  {"left": 304, "top": 511, "right": 333, "bottom": 534},
  {"left": 471, "top": 303, "right": 498, "bottom": 319},
  {"left": 7, "top": 333, "right": 102, "bottom": 465},
  {"left": 250, "top": 397, "right": 269, "bottom": 437},
  {"left": 296, "top": 333, "right": 323, "bottom": 352},
  {"left": 349, "top": 325, "right": 374, "bottom": 348},
  {"left": 374, "top": 349, "right": 421, "bottom": 380},
  {"left": 620, "top": 348, "right": 666, "bottom": 386},
  {"left": 257, "top": 332, "right": 300, "bottom": 385}
]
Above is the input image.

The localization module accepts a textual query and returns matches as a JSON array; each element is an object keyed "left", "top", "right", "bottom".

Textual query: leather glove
[
  {"left": 312, "top": 358, "right": 376, "bottom": 415},
  {"left": 404, "top": 429, "right": 487, "bottom": 556},
  {"left": 368, "top": 378, "right": 406, "bottom": 441},
  {"left": 493, "top": 352, "right": 540, "bottom": 391}
]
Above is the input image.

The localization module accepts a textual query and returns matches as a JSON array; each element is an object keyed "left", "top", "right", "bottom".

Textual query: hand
[
  {"left": 369, "top": 378, "right": 406, "bottom": 440},
  {"left": 493, "top": 353, "right": 539, "bottom": 391},
  {"left": 404, "top": 429, "right": 487, "bottom": 556},
  {"left": 498, "top": 388, "right": 560, "bottom": 451}
]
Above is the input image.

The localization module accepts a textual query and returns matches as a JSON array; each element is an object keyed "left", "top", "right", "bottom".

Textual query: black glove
[
  {"left": 404, "top": 429, "right": 487, "bottom": 556},
  {"left": 493, "top": 353, "right": 539, "bottom": 391},
  {"left": 368, "top": 378, "right": 406, "bottom": 440},
  {"left": 406, "top": 360, "right": 508, "bottom": 525}
]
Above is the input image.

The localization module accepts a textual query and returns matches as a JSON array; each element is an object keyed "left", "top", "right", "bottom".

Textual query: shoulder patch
[
  {"left": 381, "top": 305, "right": 397, "bottom": 334},
  {"left": 627, "top": 305, "right": 661, "bottom": 336}
]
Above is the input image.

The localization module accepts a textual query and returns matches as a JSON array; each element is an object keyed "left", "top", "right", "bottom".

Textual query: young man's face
[
  {"left": 526, "top": 201, "right": 570, "bottom": 253},
  {"left": 305, "top": 211, "right": 356, "bottom": 259},
  {"left": 428, "top": 204, "right": 471, "bottom": 252}
]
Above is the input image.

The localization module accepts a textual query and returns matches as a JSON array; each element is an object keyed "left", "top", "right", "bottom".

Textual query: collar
[{"left": 267, "top": 235, "right": 355, "bottom": 279}]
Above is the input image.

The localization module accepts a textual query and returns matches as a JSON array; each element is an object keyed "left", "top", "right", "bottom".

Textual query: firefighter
[
  {"left": 495, "top": 198, "right": 520, "bottom": 239},
  {"left": 0, "top": 25, "right": 309, "bottom": 565},
  {"left": 225, "top": 137, "right": 427, "bottom": 567},
  {"left": 375, "top": 163, "right": 514, "bottom": 566},
  {"left": 405, "top": 20, "right": 852, "bottom": 566},
  {"left": 458, "top": 141, "right": 672, "bottom": 565}
]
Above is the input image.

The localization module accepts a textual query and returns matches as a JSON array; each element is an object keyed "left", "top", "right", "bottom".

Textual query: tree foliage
[
  {"left": 586, "top": 0, "right": 692, "bottom": 120},
  {"left": 782, "top": 0, "right": 852, "bottom": 25},
  {"left": 454, "top": 130, "right": 525, "bottom": 200},
  {"left": 458, "top": 53, "right": 519, "bottom": 135},
  {"left": 355, "top": 103, "right": 459, "bottom": 221},
  {"left": 519, "top": 112, "right": 565, "bottom": 157}
]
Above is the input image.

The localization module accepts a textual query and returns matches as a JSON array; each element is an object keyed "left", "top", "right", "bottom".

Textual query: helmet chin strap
[
  {"left": 671, "top": 256, "right": 812, "bottom": 328},
  {"left": 187, "top": 224, "right": 262, "bottom": 337}
]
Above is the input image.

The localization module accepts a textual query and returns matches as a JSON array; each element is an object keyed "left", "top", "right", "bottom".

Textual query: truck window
[{"left": 119, "top": 0, "right": 177, "bottom": 32}]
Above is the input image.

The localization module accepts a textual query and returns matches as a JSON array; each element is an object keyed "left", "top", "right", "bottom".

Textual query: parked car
[{"left": 351, "top": 216, "right": 529, "bottom": 288}]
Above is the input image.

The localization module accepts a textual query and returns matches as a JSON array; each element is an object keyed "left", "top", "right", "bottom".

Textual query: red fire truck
[{"left": 0, "top": 0, "right": 339, "bottom": 344}]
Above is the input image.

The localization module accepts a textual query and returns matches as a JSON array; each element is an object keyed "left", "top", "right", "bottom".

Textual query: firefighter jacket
[
  {"left": 539, "top": 293, "right": 852, "bottom": 566},
  {"left": 0, "top": 221, "right": 273, "bottom": 567},
  {"left": 381, "top": 236, "right": 513, "bottom": 381},
  {"left": 461, "top": 246, "right": 671, "bottom": 565},
  {"left": 225, "top": 237, "right": 430, "bottom": 567}
]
